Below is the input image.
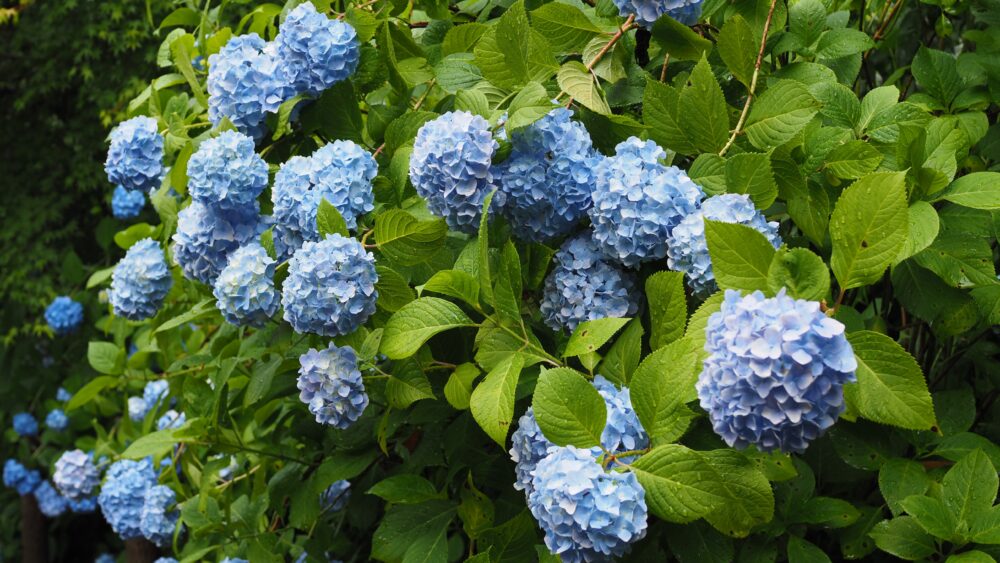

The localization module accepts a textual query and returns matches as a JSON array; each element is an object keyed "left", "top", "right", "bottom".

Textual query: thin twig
[
  {"left": 659, "top": 52, "right": 670, "bottom": 82},
  {"left": 862, "top": 0, "right": 904, "bottom": 61},
  {"left": 719, "top": 0, "right": 780, "bottom": 156},
  {"left": 557, "top": 15, "right": 636, "bottom": 106}
]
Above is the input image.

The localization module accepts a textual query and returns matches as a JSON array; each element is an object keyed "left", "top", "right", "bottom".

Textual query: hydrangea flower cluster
[
  {"left": 697, "top": 289, "right": 858, "bottom": 454},
  {"left": 207, "top": 34, "right": 295, "bottom": 136},
  {"left": 213, "top": 242, "right": 279, "bottom": 327},
  {"left": 13, "top": 412, "right": 38, "bottom": 437},
  {"left": 140, "top": 485, "right": 179, "bottom": 546},
  {"left": 44, "top": 296, "right": 84, "bottom": 335},
  {"left": 186, "top": 131, "right": 268, "bottom": 216},
  {"left": 96, "top": 554, "right": 117, "bottom": 563},
  {"left": 173, "top": 202, "right": 262, "bottom": 285},
  {"left": 509, "top": 408, "right": 553, "bottom": 494},
  {"left": 109, "top": 238, "right": 173, "bottom": 321},
  {"left": 57, "top": 387, "right": 72, "bottom": 402},
  {"left": 34, "top": 480, "right": 68, "bottom": 517},
  {"left": 128, "top": 380, "right": 171, "bottom": 422},
  {"left": 612, "top": 0, "right": 703, "bottom": 28},
  {"left": 4, "top": 459, "right": 41, "bottom": 495},
  {"left": 54, "top": 449, "right": 101, "bottom": 501},
  {"left": 128, "top": 397, "right": 149, "bottom": 422},
  {"left": 69, "top": 495, "right": 98, "bottom": 513},
  {"left": 528, "top": 446, "right": 648, "bottom": 562},
  {"left": 589, "top": 137, "right": 704, "bottom": 267},
  {"left": 98, "top": 458, "right": 160, "bottom": 540},
  {"left": 112, "top": 185, "right": 147, "bottom": 219},
  {"left": 154, "top": 559, "right": 179, "bottom": 563},
  {"left": 45, "top": 408, "right": 68, "bottom": 431},
  {"left": 276, "top": 2, "right": 360, "bottom": 96},
  {"left": 540, "top": 235, "right": 641, "bottom": 332},
  {"left": 321, "top": 479, "right": 351, "bottom": 512},
  {"left": 105, "top": 116, "right": 164, "bottom": 193},
  {"left": 667, "top": 193, "right": 781, "bottom": 296},
  {"left": 410, "top": 111, "right": 502, "bottom": 233},
  {"left": 282, "top": 235, "right": 378, "bottom": 336},
  {"left": 157, "top": 410, "right": 186, "bottom": 431},
  {"left": 297, "top": 344, "right": 368, "bottom": 428},
  {"left": 496, "top": 108, "right": 602, "bottom": 242}
]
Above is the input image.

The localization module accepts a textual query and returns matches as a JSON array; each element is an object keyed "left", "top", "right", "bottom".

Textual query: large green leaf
[
  {"left": 630, "top": 445, "right": 722, "bottom": 523},
  {"left": 557, "top": 61, "right": 610, "bottom": 115},
  {"left": 530, "top": 3, "right": 601, "bottom": 54},
  {"left": 375, "top": 209, "right": 449, "bottom": 266},
  {"left": 646, "top": 271, "right": 687, "bottom": 350},
  {"left": 532, "top": 367, "right": 607, "bottom": 448},
  {"left": 704, "top": 220, "right": 777, "bottom": 293},
  {"left": 744, "top": 80, "right": 821, "bottom": 150},
  {"left": 629, "top": 338, "right": 700, "bottom": 443},
  {"left": 381, "top": 298, "right": 476, "bottom": 359},
  {"left": 564, "top": 317, "right": 630, "bottom": 357},
  {"left": 937, "top": 172, "right": 1000, "bottom": 210},
  {"left": 679, "top": 56, "right": 729, "bottom": 153},
  {"left": 470, "top": 354, "right": 524, "bottom": 446}
]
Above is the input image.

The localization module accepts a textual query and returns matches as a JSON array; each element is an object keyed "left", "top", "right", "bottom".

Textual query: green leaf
[
  {"left": 793, "top": 496, "right": 861, "bottom": 528},
  {"left": 375, "top": 209, "right": 449, "bottom": 266},
  {"left": 912, "top": 46, "right": 963, "bottom": 107},
  {"left": 942, "top": 450, "right": 998, "bottom": 535},
  {"left": 830, "top": 172, "right": 909, "bottom": 289},
  {"left": 646, "top": 271, "right": 687, "bottom": 350},
  {"left": 557, "top": 61, "right": 611, "bottom": 115},
  {"left": 704, "top": 220, "right": 778, "bottom": 293},
  {"left": 506, "top": 81, "right": 557, "bottom": 130},
  {"left": 858, "top": 85, "right": 899, "bottom": 134},
  {"left": 444, "top": 363, "right": 481, "bottom": 410},
  {"left": 564, "top": 318, "right": 630, "bottom": 357},
  {"left": 368, "top": 475, "right": 442, "bottom": 505},
  {"left": 88, "top": 342, "right": 123, "bottom": 375},
  {"left": 66, "top": 376, "right": 117, "bottom": 411},
  {"left": 901, "top": 496, "right": 958, "bottom": 540},
  {"left": 630, "top": 445, "right": 722, "bottom": 523},
  {"left": 947, "top": 551, "right": 997, "bottom": 563},
  {"left": 470, "top": 354, "right": 524, "bottom": 446},
  {"left": 744, "top": 80, "right": 821, "bottom": 150},
  {"left": 825, "top": 140, "right": 883, "bottom": 179},
  {"left": 114, "top": 223, "right": 160, "bottom": 250},
  {"left": 914, "top": 232, "right": 997, "bottom": 288},
  {"left": 700, "top": 449, "right": 776, "bottom": 537},
  {"left": 844, "top": 331, "right": 937, "bottom": 431},
  {"left": 381, "top": 297, "right": 476, "bottom": 359},
  {"left": 169, "top": 33, "right": 208, "bottom": 108},
  {"left": 879, "top": 458, "right": 932, "bottom": 516},
  {"left": 598, "top": 319, "right": 644, "bottom": 385},
  {"left": 372, "top": 501, "right": 456, "bottom": 563},
  {"left": 767, "top": 247, "right": 830, "bottom": 301},
  {"left": 121, "top": 428, "right": 187, "bottom": 460},
  {"left": 787, "top": 537, "right": 832, "bottom": 563},
  {"left": 532, "top": 367, "right": 607, "bottom": 448},
  {"left": 442, "top": 23, "right": 488, "bottom": 56},
  {"left": 895, "top": 202, "right": 940, "bottom": 264},
  {"left": 870, "top": 517, "right": 937, "bottom": 560},
  {"left": 717, "top": 15, "right": 756, "bottom": 86},
  {"left": 317, "top": 198, "right": 350, "bottom": 238},
  {"left": 245, "top": 355, "right": 282, "bottom": 406},
  {"left": 812, "top": 82, "right": 861, "bottom": 130},
  {"left": 630, "top": 338, "right": 700, "bottom": 443},
  {"left": 454, "top": 89, "right": 491, "bottom": 119},
  {"left": 155, "top": 298, "right": 216, "bottom": 333},
  {"left": 725, "top": 152, "right": 778, "bottom": 208},
  {"left": 422, "top": 270, "right": 480, "bottom": 308},
  {"left": 434, "top": 56, "right": 483, "bottom": 94},
  {"left": 473, "top": 1, "right": 558, "bottom": 89},
  {"left": 644, "top": 79, "right": 697, "bottom": 155},
  {"left": 815, "top": 28, "right": 874, "bottom": 59},
  {"left": 301, "top": 81, "right": 365, "bottom": 145},
  {"left": 530, "top": 3, "right": 601, "bottom": 54},
  {"left": 649, "top": 15, "right": 713, "bottom": 61},
  {"left": 788, "top": 0, "right": 827, "bottom": 48},
  {"left": 375, "top": 265, "right": 415, "bottom": 313},
  {"left": 387, "top": 358, "right": 436, "bottom": 409},
  {"left": 937, "top": 172, "right": 1000, "bottom": 210},
  {"left": 679, "top": 56, "right": 730, "bottom": 153}
]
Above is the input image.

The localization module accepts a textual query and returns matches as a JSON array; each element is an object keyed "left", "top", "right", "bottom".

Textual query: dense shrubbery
[{"left": 3, "top": 0, "right": 1000, "bottom": 560}]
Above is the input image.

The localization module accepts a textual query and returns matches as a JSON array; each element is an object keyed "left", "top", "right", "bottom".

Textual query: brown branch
[
  {"left": 659, "top": 53, "right": 670, "bottom": 82},
  {"left": 557, "top": 15, "right": 637, "bottom": 107}
]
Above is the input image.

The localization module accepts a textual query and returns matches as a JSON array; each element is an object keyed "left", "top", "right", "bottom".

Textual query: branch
[
  {"left": 718, "top": 0, "right": 780, "bottom": 156},
  {"left": 557, "top": 15, "right": 637, "bottom": 107}
]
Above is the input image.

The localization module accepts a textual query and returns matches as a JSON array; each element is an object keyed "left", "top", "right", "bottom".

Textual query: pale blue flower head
[
  {"left": 509, "top": 408, "right": 554, "bottom": 494},
  {"left": 540, "top": 234, "right": 641, "bottom": 333},
  {"left": 187, "top": 131, "right": 268, "bottom": 215},
  {"left": 321, "top": 479, "right": 351, "bottom": 512},
  {"left": 697, "top": 289, "right": 858, "bottom": 454},
  {"left": 213, "top": 242, "right": 279, "bottom": 327},
  {"left": 128, "top": 397, "right": 149, "bottom": 422},
  {"left": 45, "top": 296, "right": 84, "bottom": 335},
  {"left": 57, "top": 387, "right": 72, "bottom": 402},
  {"left": 667, "top": 193, "right": 781, "bottom": 296},
  {"left": 140, "top": 485, "right": 179, "bottom": 546},
  {"left": 109, "top": 238, "right": 173, "bottom": 321},
  {"left": 276, "top": 2, "right": 359, "bottom": 96},
  {"left": 207, "top": 34, "right": 295, "bottom": 136},
  {"left": 4, "top": 459, "right": 41, "bottom": 496},
  {"left": 143, "top": 380, "right": 171, "bottom": 413},
  {"left": 589, "top": 137, "right": 704, "bottom": 267},
  {"left": 297, "top": 344, "right": 368, "bottom": 429},
  {"left": 105, "top": 116, "right": 163, "bottom": 193},
  {"left": 154, "top": 559, "right": 178, "bottom": 563},
  {"left": 112, "top": 185, "right": 146, "bottom": 219},
  {"left": 496, "top": 108, "right": 602, "bottom": 242},
  {"left": 13, "top": 412, "right": 38, "bottom": 437},
  {"left": 592, "top": 376, "right": 648, "bottom": 460},
  {"left": 271, "top": 140, "right": 376, "bottom": 251},
  {"left": 45, "top": 409, "right": 68, "bottom": 432},
  {"left": 410, "top": 111, "right": 502, "bottom": 233},
  {"left": 98, "top": 458, "right": 159, "bottom": 540},
  {"left": 69, "top": 495, "right": 98, "bottom": 513},
  {"left": 173, "top": 202, "right": 263, "bottom": 285},
  {"left": 528, "top": 446, "right": 648, "bottom": 562},
  {"left": 95, "top": 555, "right": 117, "bottom": 563},
  {"left": 54, "top": 449, "right": 101, "bottom": 501},
  {"left": 156, "top": 410, "right": 186, "bottom": 431},
  {"left": 282, "top": 235, "right": 377, "bottom": 336},
  {"left": 613, "top": 0, "right": 703, "bottom": 28},
  {"left": 34, "top": 480, "right": 68, "bottom": 517}
]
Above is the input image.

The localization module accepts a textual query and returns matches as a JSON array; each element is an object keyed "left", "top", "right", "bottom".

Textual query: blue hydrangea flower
[
  {"left": 156, "top": 410, "right": 186, "bottom": 431},
  {"left": 321, "top": 479, "right": 351, "bottom": 512},
  {"left": 57, "top": 387, "right": 72, "bottom": 402},
  {"left": 154, "top": 559, "right": 178, "bottom": 563},
  {"left": 128, "top": 397, "right": 149, "bottom": 422},
  {"left": 143, "top": 380, "right": 170, "bottom": 412},
  {"left": 297, "top": 344, "right": 368, "bottom": 428},
  {"left": 612, "top": 0, "right": 703, "bottom": 28},
  {"left": 187, "top": 131, "right": 268, "bottom": 215},
  {"left": 213, "top": 242, "right": 279, "bottom": 327},
  {"left": 140, "top": 485, "right": 179, "bottom": 546},
  {"left": 276, "top": 2, "right": 359, "bottom": 96},
  {"left": 221, "top": 559, "right": 249, "bottom": 563},
  {"left": 112, "top": 185, "right": 146, "bottom": 219},
  {"left": 98, "top": 458, "right": 160, "bottom": 540},
  {"left": 96, "top": 554, "right": 117, "bottom": 563},
  {"left": 45, "top": 409, "right": 68, "bottom": 432},
  {"left": 528, "top": 446, "right": 648, "bottom": 562},
  {"left": 13, "top": 412, "right": 38, "bottom": 437},
  {"left": 282, "top": 235, "right": 377, "bottom": 336},
  {"left": 510, "top": 408, "right": 554, "bottom": 494},
  {"left": 496, "top": 108, "right": 602, "bottom": 242},
  {"left": 540, "top": 235, "right": 641, "bottom": 333},
  {"left": 589, "top": 137, "right": 704, "bottom": 267},
  {"left": 271, "top": 141, "right": 376, "bottom": 251},
  {"left": 69, "top": 495, "right": 98, "bottom": 513},
  {"left": 45, "top": 296, "right": 84, "bottom": 335},
  {"left": 667, "top": 193, "right": 782, "bottom": 296},
  {"left": 173, "top": 202, "right": 263, "bottom": 285},
  {"left": 697, "top": 289, "right": 858, "bottom": 454},
  {"left": 410, "top": 111, "right": 502, "bottom": 234},
  {"left": 54, "top": 449, "right": 101, "bottom": 501},
  {"left": 105, "top": 116, "right": 164, "bottom": 193},
  {"left": 592, "top": 376, "right": 649, "bottom": 460},
  {"left": 207, "top": 34, "right": 295, "bottom": 136},
  {"left": 109, "top": 238, "right": 173, "bottom": 321},
  {"left": 4, "top": 459, "right": 41, "bottom": 496},
  {"left": 34, "top": 480, "right": 68, "bottom": 517}
]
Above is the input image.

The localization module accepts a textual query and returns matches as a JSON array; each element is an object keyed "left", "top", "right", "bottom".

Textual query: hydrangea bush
[{"left": 5, "top": 0, "right": 1000, "bottom": 560}]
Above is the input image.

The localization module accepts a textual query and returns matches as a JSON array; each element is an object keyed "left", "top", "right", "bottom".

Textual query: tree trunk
[
  {"left": 125, "top": 538, "right": 159, "bottom": 563},
  {"left": 20, "top": 494, "right": 47, "bottom": 563}
]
